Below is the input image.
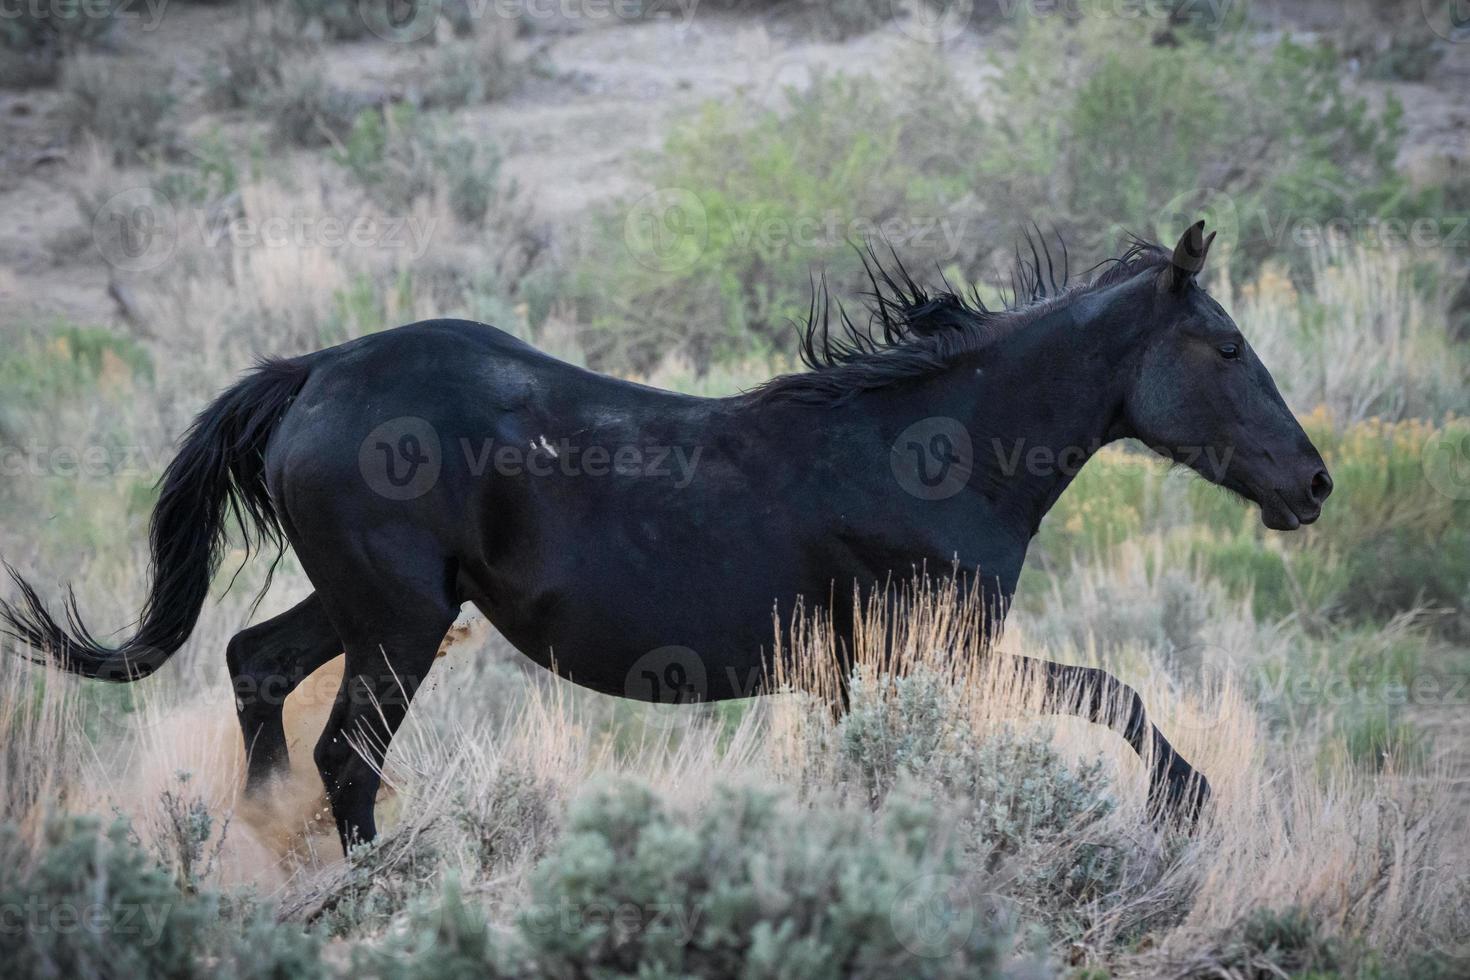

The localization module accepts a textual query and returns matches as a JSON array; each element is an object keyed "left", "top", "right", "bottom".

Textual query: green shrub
[
  {"left": 290, "top": 0, "right": 370, "bottom": 40},
  {"left": 518, "top": 778, "right": 1009, "bottom": 978},
  {"left": 837, "top": 672, "right": 1123, "bottom": 939},
  {"left": 203, "top": 31, "right": 286, "bottom": 111},
  {"left": 151, "top": 771, "right": 228, "bottom": 895},
  {"left": 218, "top": 914, "right": 329, "bottom": 980},
  {"left": 254, "top": 60, "right": 366, "bottom": 148},
  {"left": 0, "top": 816, "right": 214, "bottom": 979},
  {"left": 576, "top": 67, "right": 986, "bottom": 373},
  {"left": 839, "top": 668, "right": 956, "bottom": 800},
  {"left": 358, "top": 876, "right": 516, "bottom": 979},
  {"left": 0, "top": 0, "right": 117, "bottom": 87},
  {"left": 408, "top": 23, "right": 523, "bottom": 109},
  {"left": 453, "top": 767, "right": 557, "bottom": 875},
  {"left": 576, "top": 20, "right": 1446, "bottom": 375},
  {"left": 1037, "top": 415, "right": 1470, "bottom": 634},
  {"left": 0, "top": 323, "right": 153, "bottom": 410},
  {"left": 985, "top": 24, "right": 1422, "bottom": 273},
  {"left": 1335, "top": 708, "right": 1428, "bottom": 772},
  {"left": 1304, "top": 416, "right": 1470, "bottom": 631},
  {"left": 317, "top": 829, "right": 448, "bottom": 939},
  {"left": 1186, "top": 906, "right": 1342, "bottom": 979},
  {"left": 334, "top": 105, "right": 503, "bottom": 225},
  {"left": 61, "top": 54, "right": 176, "bottom": 163}
]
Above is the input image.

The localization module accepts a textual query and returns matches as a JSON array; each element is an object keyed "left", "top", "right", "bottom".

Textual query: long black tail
[{"left": 0, "top": 359, "right": 312, "bottom": 681}]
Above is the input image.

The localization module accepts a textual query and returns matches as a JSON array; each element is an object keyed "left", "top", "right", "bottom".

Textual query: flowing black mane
[{"left": 748, "top": 234, "right": 1173, "bottom": 405}]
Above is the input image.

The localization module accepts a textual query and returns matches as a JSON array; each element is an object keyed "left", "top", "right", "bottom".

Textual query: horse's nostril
[{"left": 1309, "top": 470, "right": 1333, "bottom": 504}]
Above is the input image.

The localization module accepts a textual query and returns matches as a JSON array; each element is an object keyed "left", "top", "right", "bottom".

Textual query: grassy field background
[{"left": 2, "top": 1, "right": 1470, "bottom": 976}]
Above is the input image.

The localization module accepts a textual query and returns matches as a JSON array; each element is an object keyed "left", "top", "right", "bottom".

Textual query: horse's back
[{"left": 261, "top": 317, "right": 712, "bottom": 545}]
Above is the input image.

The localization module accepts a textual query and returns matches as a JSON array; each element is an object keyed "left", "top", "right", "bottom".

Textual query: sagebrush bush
[
  {"left": 317, "top": 825, "right": 450, "bottom": 939},
  {"left": 0, "top": 0, "right": 117, "bottom": 87},
  {"left": 984, "top": 21, "right": 1425, "bottom": 273},
  {"left": 0, "top": 816, "right": 214, "bottom": 979},
  {"left": 453, "top": 766, "right": 557, "bottom": 875},
  {"left": 358, "top": 876, "right": 517, "bottom": 979},
  {"left": 836, "top": 670, "right": 1125, "bottom": 940},
  {"left": 334, "top": 105, "right": 504, "bottom": 225},
  {"left": 61, "top": 55, "right": 176, "bottom": 163},
  {"left": 407, "top": 21, "right": 523, "bottom": 109},
  {"left": 255, "top": 60, "right": 366, "bottom": 148},
  {"left": 839, "top": 667, "right": 957, "bottom": 800},
  {"left": 202, "top": 29, "right": 286, "bottom": 111},
  {"left": 1183, "top": 906, "right": 1342, "bottom": 979},
  {"left": 218, "top": 913, "right": 329, "bottom": 980},
  {"left": 150, "top": 771, "right": 228, "bottom": 895},
  {"left": 575, "top": 66, "right": 987, "bottom": 373},
  {"left": 290, "top": 0, "right": 370, "bottom": 40},
  {"left": 518, "top": 778, "right": 1011, "bottom": 978}
]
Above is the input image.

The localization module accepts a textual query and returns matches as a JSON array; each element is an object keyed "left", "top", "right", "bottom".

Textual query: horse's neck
[{"left": 929, "top": 305, "right": 1135, "bottom": 534}]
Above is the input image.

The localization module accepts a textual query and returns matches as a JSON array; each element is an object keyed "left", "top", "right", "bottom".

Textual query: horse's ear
[{"left": 1164, "top": 220, "right": 1216, "bottom": 293}]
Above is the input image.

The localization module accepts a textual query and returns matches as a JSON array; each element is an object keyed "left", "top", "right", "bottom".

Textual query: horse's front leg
[{"left": 1011, "top": 654, "right": 1212, "bottom": 824}]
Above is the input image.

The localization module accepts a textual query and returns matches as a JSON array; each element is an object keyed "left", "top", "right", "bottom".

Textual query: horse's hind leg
[
  {"left": 308, "top": 564, "right": 458, "bottom": 851},
  {"left": 226, "top": 592, "right": 342, "bottom": 794}
]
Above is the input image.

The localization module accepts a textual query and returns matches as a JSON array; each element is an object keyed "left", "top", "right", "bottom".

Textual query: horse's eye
[{"left": 1219, "top": 343, "right": 1241, "bottom": 360}]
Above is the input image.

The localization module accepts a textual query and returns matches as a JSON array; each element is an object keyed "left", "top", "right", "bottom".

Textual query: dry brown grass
[{"left": 4, "top": 572, "right": 1459, "bottom": 974}]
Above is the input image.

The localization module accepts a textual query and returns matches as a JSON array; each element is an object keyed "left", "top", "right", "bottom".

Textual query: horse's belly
[{"left": 470, "top": 562, "right": 799, "bottom": 703}]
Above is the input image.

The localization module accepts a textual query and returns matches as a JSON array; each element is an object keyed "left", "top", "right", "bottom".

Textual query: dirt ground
[{"left": 5, "top": 5, "right": 1462, "bottom": 337}]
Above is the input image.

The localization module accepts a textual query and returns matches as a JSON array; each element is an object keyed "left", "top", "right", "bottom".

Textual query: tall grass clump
[
  {"left": 1, "top": 570, "right": 1463, "bottom": 978},
  {"left": 1233, "top": 245, "right": 1468, "bottom": 424}
]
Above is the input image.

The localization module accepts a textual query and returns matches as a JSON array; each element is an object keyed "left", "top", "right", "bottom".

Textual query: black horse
[{"left": 2, "top": 222, "right": 1332, "bottom": 851}]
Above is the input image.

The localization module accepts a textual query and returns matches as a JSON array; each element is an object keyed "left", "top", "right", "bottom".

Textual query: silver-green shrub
[
  {"left": 516, "top": 778, "right": 1009, "bottom": 979},
  {"left": 0, "top": 816, "right": 214, "bottom": 979}
]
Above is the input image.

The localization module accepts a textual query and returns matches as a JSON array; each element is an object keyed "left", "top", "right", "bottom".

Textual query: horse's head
[{"left": 1125, "top": 221, "right": 1332, "bottom": 530}]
